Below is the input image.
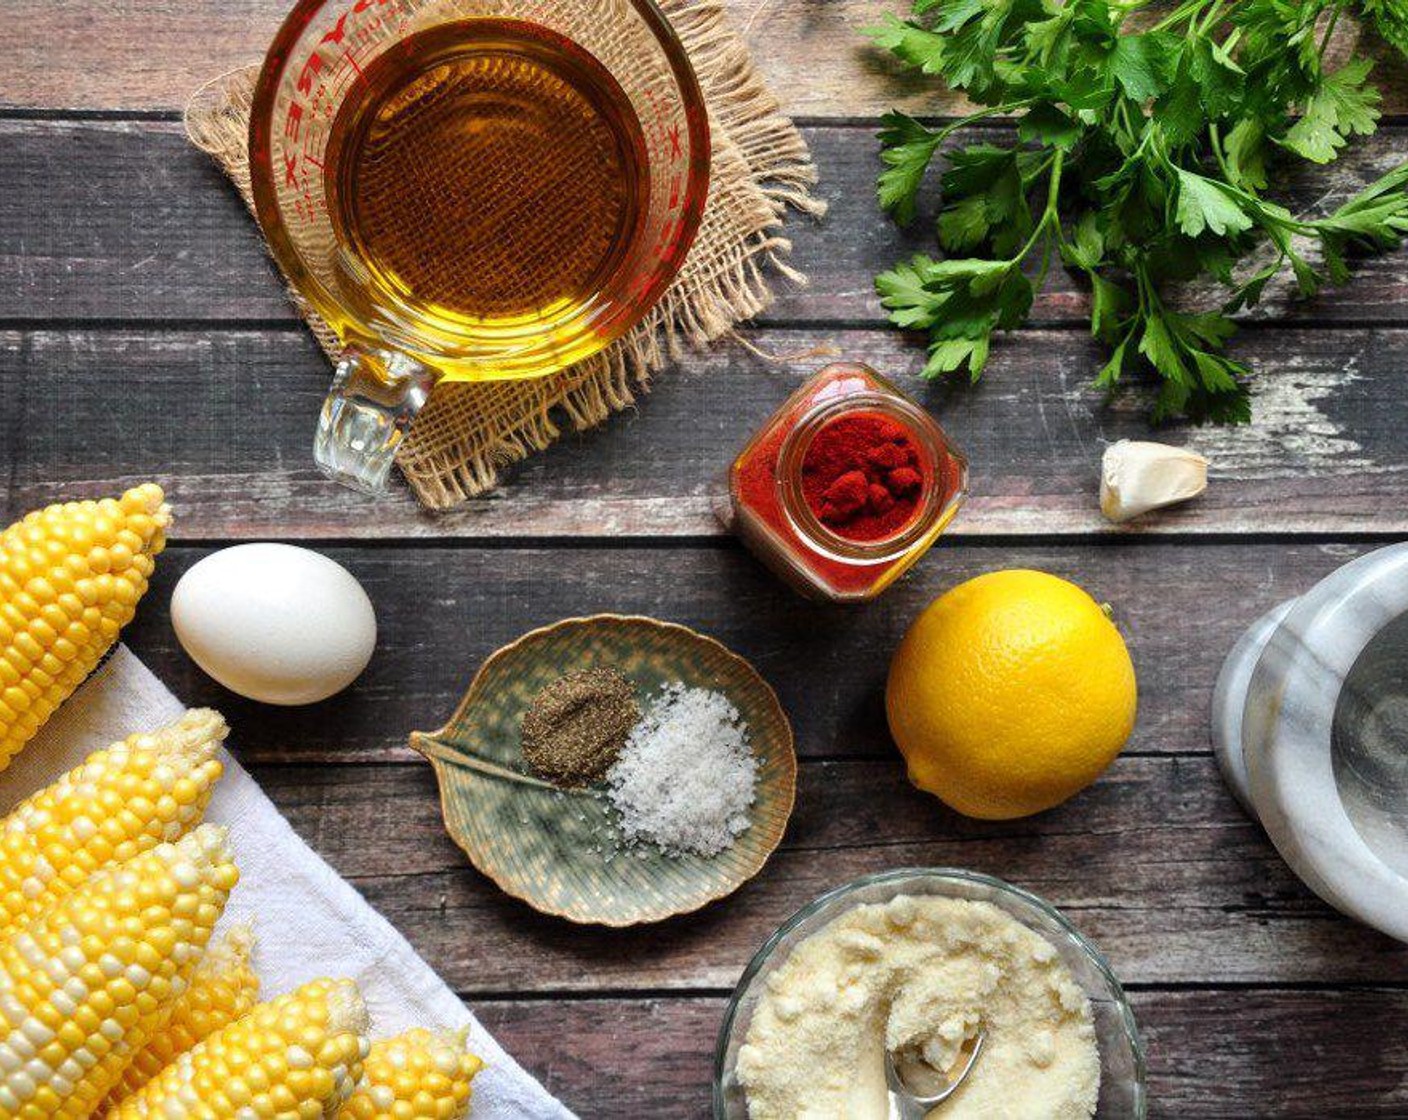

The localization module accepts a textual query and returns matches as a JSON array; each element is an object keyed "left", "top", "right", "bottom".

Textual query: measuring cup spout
[{"left": 314, "top": 348, "right": 438, "bottom": 495}]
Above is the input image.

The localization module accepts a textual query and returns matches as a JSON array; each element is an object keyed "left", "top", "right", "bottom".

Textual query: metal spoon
[{"left": 885, "top": 1030, "right": 986, "bottom": 1119}]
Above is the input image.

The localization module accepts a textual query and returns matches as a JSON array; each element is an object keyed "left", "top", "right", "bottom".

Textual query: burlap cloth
[{"left": 185, "top": 0, "right": 825, "bottom": 509}]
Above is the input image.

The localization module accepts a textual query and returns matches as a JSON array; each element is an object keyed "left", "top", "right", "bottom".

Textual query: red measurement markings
[
  {"left": 324, "top": 57, "right": 362, "bottom": 113},
  {"left": 280, "top": 0, "right": 398, "bottom": 204},
  {"left": 308, "top": 86, "right": 333, "bottom": 129},
  {"left": 640, "top": 86, "right": 673, "bottom": 151},
  {"left": 354, "top": 16, "right": 384, "bottom": 45},
  {"left": 320, "top": 9, "right": 351, "bottom": 46},
  {"left": 313, "top": 0, "right": 389, "bottom": 83},
  {"left": 297, "top": 51, "right": 324, "bottom": 95}
]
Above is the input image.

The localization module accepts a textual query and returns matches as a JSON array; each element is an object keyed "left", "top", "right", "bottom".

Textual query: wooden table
[{"left": 4, "top": 4, "right": 1408, "bottom": 1115}]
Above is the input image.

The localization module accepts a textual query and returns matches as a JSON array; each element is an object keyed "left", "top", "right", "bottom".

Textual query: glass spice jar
[{"left": 721, "top": 362, "right": 968, "bottom": 602}]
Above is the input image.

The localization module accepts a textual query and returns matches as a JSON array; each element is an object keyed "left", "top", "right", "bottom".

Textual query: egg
[{"left": 172, "top": 544, "right": 377, "bottom": 705}]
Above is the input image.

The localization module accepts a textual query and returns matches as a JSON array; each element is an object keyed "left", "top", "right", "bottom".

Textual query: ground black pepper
[{"left": 521, "top": 667, "right": 640, "bottom": 787}]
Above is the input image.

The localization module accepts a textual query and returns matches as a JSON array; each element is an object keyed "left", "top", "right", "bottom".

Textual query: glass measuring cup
[{"left": 249, "top": 0, "right": 711, "bottom": 494}]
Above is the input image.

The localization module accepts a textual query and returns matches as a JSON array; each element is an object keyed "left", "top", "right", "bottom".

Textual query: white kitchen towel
[{"left": 0, "top": 644, "right": 575, "bottom": 1120}]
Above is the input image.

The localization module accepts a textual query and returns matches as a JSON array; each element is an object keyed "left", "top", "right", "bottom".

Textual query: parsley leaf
[
  {"left": 1018, "top": 104, "right": 1083, "bottom": 151},
  {"left": 1221, "top": 117, "right": 1271, "bottom": 193},
  {"left": 872, "top": 0, "right": 1408, "bottom": 424},
  {"left": 867, "top": 15, "right": 947, "bottom": 75},
  {"left": 876, "top": 112, "right": 942, "bottom": 226},
  {"left": 1282, "top": 59, "right": 1382, "bottom": 163},
  {"left": 1363, "top": 0, "right": 1408, "bottom": 56},
  {"left": 938, "top": 144, "right": 1035, "bottom": 255},
  {"left": 875, "top": 256, "right": 946, "bottom": 329},
  {"left": 1108, "top": 32, "right": 1178, "bottom": 103},
  {"left": 1174, "top": 169, "right": 1254, "bottom": 238},
  {"left": 877, "top": 253, "right": 1035, "bottom": 381}
]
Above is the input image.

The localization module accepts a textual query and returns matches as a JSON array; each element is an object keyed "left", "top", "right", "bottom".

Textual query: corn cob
[
  {"left": 337, "top": 1028, "right": 484, "bottom": 1120},
  {"left": 100, "top": 922, "right": 260, "bottom": 1107},
  {"left": 0, "top": 484, "right": 171, "bottom": 772},
  {"left": 0, "top": 824, "right": 238, "bottom": 1118},
  {"left": 0, "top": 707, "right": 226, "bottom": 934},
  {"left": 108, "top": 977, "right": 370, "bottom": 1119}
]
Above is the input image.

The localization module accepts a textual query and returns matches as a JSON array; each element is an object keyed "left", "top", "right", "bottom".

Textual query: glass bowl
[{"left": 713, "top": 868, "right": 1146, "bottom": 1118}]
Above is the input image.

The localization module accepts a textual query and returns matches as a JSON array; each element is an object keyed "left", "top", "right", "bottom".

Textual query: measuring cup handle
[{"left": 314, "top": 348, "right": 439, "bottom": 495}]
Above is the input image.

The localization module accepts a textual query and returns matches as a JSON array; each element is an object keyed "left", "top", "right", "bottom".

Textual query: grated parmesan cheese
[
  {"left": 736, "top": 896, "right": 1101, "bottom": 1118},
  {"left": 605, "top": 683, "right": 758, "bottom": 857}
]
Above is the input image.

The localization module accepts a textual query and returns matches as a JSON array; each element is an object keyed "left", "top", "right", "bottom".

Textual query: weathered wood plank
[
  {"left": 2, "top": 327, "right": 1404, "bottom": 538},
  {"left": 119, "top": 541, "right": 1368, "bottom": 766},
  {"left": 242, "top": 753, "right": 1408, "bottom": 990},
  {"left": 1, "top": 1, "right": 1406, "bottom": 118},
  {"left": 5, "top": 6, "right": 1406, "bottom": 1107},
  {"left": 475, "top": 991, "right": 1408, "bottom": 1117},
  {"left": 5, "top": 119, "right": 1408, "bottom": 327},
  {"left": 474, "top": 998, "right": 724, "bottom": 1120}
]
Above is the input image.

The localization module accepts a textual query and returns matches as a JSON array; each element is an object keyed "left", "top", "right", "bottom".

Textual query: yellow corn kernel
[
  {"left": 0, "top": 485, "right": 171, "bottom": 771},
  {"left": 0, "top": 707, "right": 226, "bottom": 934},
  {"left": 108, "top": 977, "right": 370, "bottom": 1119},
  {"left": 100, "top": 922, "right": 260, "bottom": 1107},
  {"left": 0, "top": 824, "right": 238, "bottom": 1117},
  {"left": 338, "top": 1028, "right": 484, "bottom": 1120}
]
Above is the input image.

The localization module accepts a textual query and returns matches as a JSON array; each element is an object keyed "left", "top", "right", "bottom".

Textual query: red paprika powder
[
  {"left": 801, "top": 413, "right": 925, "bottom": 541},
  {"left": 724, "top": 362, "right": 968, "bottom": 602}
]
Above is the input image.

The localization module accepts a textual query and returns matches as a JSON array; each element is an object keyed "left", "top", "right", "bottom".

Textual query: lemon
[{"left": 886, "top": 569, "right": 1137, "bottom": 820}]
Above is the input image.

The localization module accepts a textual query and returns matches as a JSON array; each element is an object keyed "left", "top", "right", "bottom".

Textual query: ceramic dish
[
  {"left": 713, "top": 868, "right": 1146, "bottom": 1118},
  {"left": 411, "top": 615, "right": 796, "bottom": 926}
]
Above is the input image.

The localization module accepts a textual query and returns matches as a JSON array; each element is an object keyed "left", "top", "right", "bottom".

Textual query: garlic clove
[{"left": 1100, "top": 440, "right": 1209, "bottom": 523}]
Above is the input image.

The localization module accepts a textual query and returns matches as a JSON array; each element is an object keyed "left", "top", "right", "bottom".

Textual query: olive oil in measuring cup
[
  {"left": 322, "top": 18, "right": 650, "bottom": 358},
  {"left": 248, "top": 0, "right": 709, "bottom": 491}
]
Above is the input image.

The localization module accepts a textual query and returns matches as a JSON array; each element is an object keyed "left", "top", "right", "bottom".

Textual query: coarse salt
[{"left": 605, "top": 682, "right": 758, "bottom": 857}]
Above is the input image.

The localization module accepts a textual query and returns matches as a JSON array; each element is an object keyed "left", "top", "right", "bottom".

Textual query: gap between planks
[
  {"left": 5, "top": 317, "right": 1408, "bottom": 334},
  {"left": 7, "top": 107, "right": 1408, "bottom": 127},
  {"left": 451, "top": 980, "right": 1408, "bottom": 1003}
]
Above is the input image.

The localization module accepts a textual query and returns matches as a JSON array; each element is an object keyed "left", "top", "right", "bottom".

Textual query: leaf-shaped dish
[{"left": 412, "top": 615, "right": 797, "bottom": 926}]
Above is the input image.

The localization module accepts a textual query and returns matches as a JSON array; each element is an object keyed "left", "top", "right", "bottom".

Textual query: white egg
[{"left": 171, "top": 543, "right": 377, "bottom": 705}]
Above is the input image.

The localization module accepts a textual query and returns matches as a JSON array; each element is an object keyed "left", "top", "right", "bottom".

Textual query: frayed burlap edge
[{"left": 185, "top": 0, "right": 825, "bottom": 509}]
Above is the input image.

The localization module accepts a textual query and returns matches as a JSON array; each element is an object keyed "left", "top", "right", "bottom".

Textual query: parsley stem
[
  {"left": 1208, "top": 123, "right": 1233, "bottom": 183},
  {"left": 1149, "top": 0, "right": 1212, "bottom": 34},
  {"left": 930, "top": 102, "right": 1034, "bottom": 145},
  {"left": 1015, "top": 150, "right": 1067, "bottom": 269},
  {"left": 1197, "top": 0, "right": 1228, "bottom": 37},
  {"left": 1043, "top": 151, "right": 1066, "bottom": 220},
  {"left": 1116, "top": 101, "right": 1133, "bottom": 141}
]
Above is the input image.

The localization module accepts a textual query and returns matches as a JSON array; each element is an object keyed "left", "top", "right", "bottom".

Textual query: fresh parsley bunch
[{"left": 872, "top": 0, "right": 1408, "bottom": 422}]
